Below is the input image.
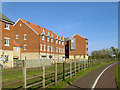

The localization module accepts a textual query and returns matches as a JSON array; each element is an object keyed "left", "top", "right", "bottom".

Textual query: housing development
[{"left": 0, "top": 13, "right": 88, "bottom": 68}]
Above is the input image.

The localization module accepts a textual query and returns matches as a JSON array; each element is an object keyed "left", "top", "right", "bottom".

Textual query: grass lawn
[
  {"left": 2, "top": 59, "right": 118, "bottom": 88},
  {"left": 116, "top": 63, "right": 120, "bottom": 89}
]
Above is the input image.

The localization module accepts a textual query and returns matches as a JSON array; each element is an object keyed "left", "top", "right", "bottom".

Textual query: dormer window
[
  {"left": 62, "top": 42, "right": 64, "bottom": 45},
  {"left": 5, "top": 23, "right": 9, "bottom": 29},
  {"left": 56, "top": 36, "right": 58, "bottom": 44},
  {"left": 62, "top": 37, "right": 64, "bottom": 41},
  {"left": 42, "top": 29, "right": 45, "bottom": 40},
  {"left": 51, "top": 34, "right": 53, "bottom": 43},
  {"left": 62, "top": 37, "right": 64, "bottom": 45},
  {"left": 42, "top": 36, "right": 44, "bottom": 40},
  {"left": 56, "top": 40, "right": 58, "bottom": 44},
  {"left": 59, "top": 41, "right": 61, "bottom": 45},
  {"left": 47, "top": 32, "right": 50, "bottom": 42}
]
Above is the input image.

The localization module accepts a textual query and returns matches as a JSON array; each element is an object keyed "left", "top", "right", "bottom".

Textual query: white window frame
[
  {"left": 51, "top": 46, "right": 53, "bottom": 52},
  {"left": 16, "top": 47, "right": 19, "bottom": 52},
  {"left": 47, "top": 37, "right": 49, "bottom": 42},
  {"left": 56, "top": 40, "right": 58, "bottom": 44},
  {"left": 44, "top": 45, "right": 46, "bottom": 51},
  {"left": 24, "top": 34, "right": 26, "bottom": 40},
  {"left": 62, "top": 42, "right": 64, "bottom": 45},
  {"left": 24, "top": 44, "right": 26, "bottom": 50},
  {"left": 47, "top": 45, "right": 49, "bottom": 51},
  {"left": 56, "top": 47, "right": 58, "bottom": 52},
  {"left": 4, "top": 37, "right": 10, "bottom": 46},
  {"left": 42, "top": 36, "right": 44, "bottom": 40},
  {"left": 5, "top": 23, "right": 9, "bottom": 29},
  {"left": 16, "top": 35, "right": 18, "bottom": 39},
  {"left": 51, "top": 38, "right": 53, "bottom": 43},
  {"left": 59, "top": 41, "right": 61, "bottom": 45},
  {"left": 59, "top": 48, "right": 60, "bottom": 53},
  {"left": 40, "top": 44, "right": 42, "bottom": 51}
]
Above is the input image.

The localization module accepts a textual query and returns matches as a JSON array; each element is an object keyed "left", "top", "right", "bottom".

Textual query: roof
[
  {"left": 0, "top": 12, "right": 14, "bottom": 24},
  {"left": 68, "top": 34, "right": 87, "bottom": 40},
  {"left": 18, "top": 18, "right": 64, "bottom": 40},
  {"left": 13, "top": 40, "right": 21, "bottom": 47}
]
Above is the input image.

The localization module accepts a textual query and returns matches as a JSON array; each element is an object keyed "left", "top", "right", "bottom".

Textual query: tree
[{"left": 90, "top": 47, "right": 119, "bottom": 59}]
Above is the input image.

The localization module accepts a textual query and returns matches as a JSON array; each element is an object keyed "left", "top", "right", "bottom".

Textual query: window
[
  {"left": 20, "top": 24, "right": 22, "bottom": 26},
  {"left": 62, "top": 42, "right": 64, "bottom": 45},
  {"left": 47, "top": 46, "right": 49, "bottom": 51},
  {"left": 47, "top": 37, "right": 49, "bottom": 42},
  {"left": 24, "top": 34, "right": 26, "bottom": 40},
  {"left": 5, "top": 23, "right": 9, "bottom": 29},
  {"left": 16, "top": 35, "right": 18, "bottom": 39},
  {"left": 16, "top": 47, "right": 18, "bottom": 52},
  {"left": 44, "top": 45, "right": 46, "bottom": 51},
  {"left": 56, "top": 47, "right": 58, "bottom": 52},
  {"left": 59, "top": 48, "right": 60, "bottom": 53},
  {"left": 56, "top": 40, "right": 58, "bottom": 44},
  {"left": 40, "top": 44, "right": 42, "bottom": 51},
  {"left": 51, "top": 46, "right": 53, "bottom": 52},
  {"left": 5, "top": 55, "right": 9, "bottom": 61},
  {"left": 42, "top": 36, "right": 44, "bottom": 40},
  {"left": 59, "top": 41, "right": 61, "bottom": 45},
  {"left": 24, "top": 44, "right": 26, "bottom": 50},
  {"left": 4, "top": 38, "right": 10, "bottom": 46},
  {"left": 51, "top": 38, "right": 53, "bottom": 43}
]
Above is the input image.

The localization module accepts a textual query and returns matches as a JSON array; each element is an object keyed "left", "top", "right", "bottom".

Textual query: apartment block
[
  {"left": 65, "top": 34, "right": 88, "bottom": 59},
  {"left": 13, "top": 18, "right": 65, "bottom": 60},
  {"left": 0, "top": 13, "right": 88, "bottom": 68},
  {"left": 0, "top": 12, "right": 15, "bottom": 67}
]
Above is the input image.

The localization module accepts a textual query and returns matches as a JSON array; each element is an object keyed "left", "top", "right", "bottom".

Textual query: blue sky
[{"left": 2, "top": 2, "right": 118, "bottom": 55}]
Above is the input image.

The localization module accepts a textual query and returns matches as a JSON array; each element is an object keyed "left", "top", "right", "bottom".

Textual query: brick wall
[{"left": 68, "top": 34, "right": 88, "bottom": 56}]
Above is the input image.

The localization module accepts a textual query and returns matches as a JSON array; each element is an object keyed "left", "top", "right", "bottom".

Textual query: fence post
[
  {"left": 23, "top": 60, "right": 26, "bottom": 88},
  {"left": 63, "top": 61, "right": 65, "bottom": 80},
  {"left": 42, "top": 65, "right": 45, "bottom": 88},
  {"left": 74, "top": 60, "right": 76, "bottom": 75},
  {"left": 55, "top": 62, "right": 57, "bottom": 84},
  {"left": 88, "top": 60, "right": 89, "bottom": 67},
  {"left": 0, "top": 66, "right": 2, "bottom": 89},
  {"left": 83, "top": 61, "right": 84, "bottom": 70},
  {"left": 91, "top": 59, "right": 92, "bottom": 67},
  {"left": 70, "top": 61, "right": 72, "bottom": 78},
  {"left": 78, "top": 60, "right": 80, "bottom": 72},
  {"left": 84, "top": 60, "right": 86, "bottom": 69}
]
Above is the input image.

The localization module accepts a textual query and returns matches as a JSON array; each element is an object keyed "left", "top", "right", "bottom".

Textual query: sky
[{"left": 1, "top": 2, "right": 118, "bottom": 55}]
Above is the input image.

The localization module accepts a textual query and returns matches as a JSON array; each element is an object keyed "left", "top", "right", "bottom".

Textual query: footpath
[{"left": 64, "top": 62, "right": 118, "bottom": 89}]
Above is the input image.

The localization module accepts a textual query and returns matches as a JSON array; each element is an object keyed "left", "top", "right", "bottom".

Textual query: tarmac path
[{"left": 65, "top": 62, "right": 118, "bottom": 89}]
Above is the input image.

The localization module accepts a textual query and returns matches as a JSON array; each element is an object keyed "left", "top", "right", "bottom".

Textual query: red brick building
[
  {"left": 65, "top": 34, "right": 88, "bottom": 59},
  {"left": 13, "top": 18, "right": 65, "bottom": 60},
  {"left": 0, "top": 12, "right": 15, "bottom": 67},
  {"left": 0, "top": 13, "right": 88, "bottom": 68}
]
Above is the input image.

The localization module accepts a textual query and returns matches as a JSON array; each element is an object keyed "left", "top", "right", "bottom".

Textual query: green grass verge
[
  {"left": 2, "top": 60, "right": 118, "bottom": 88},
  {"left": 48, "top": 60, "right": 118, "bottom": 88},
  {"left": 116, "top": 63, "right": 120, "bottom": 89}
]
